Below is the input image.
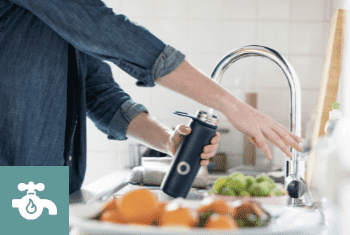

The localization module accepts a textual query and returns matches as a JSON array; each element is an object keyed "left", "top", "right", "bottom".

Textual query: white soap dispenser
[{"left": 325, "top": 102, "right": 342, "bottom": 136}]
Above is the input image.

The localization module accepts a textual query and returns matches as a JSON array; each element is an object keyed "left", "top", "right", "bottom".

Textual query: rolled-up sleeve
[
  {"left": 85, "top": 53, "right": 148, "bottom": 140},
  {"left": 107, "top": 100, "right": 148, "bottom": 140},
  {"left": 8, "top": 0, "right": 185, "bottom": 87}
]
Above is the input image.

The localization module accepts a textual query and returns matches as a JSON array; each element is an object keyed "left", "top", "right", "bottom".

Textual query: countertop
[{"left": 69, "top": 170, "right": 131, "bottom": 205}]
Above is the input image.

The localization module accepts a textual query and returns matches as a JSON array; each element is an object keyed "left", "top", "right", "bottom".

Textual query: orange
[
  {"left": 160, "top": 206, "right": 197, "bottom": 228},
  {"left": 205, "top": 214, "right": 238, "bottom": 230},
  {"left": 198, "top": 198, "right": 230, "bottom": 215},
  {"left": 117, "top": 189, "right": 160, "bottom": 224},
  {"left": 101, "top": 198, "right": 117, "bottom": 212},
  {"left": 156, "top": 202, "right": 167, "bottom": 224},
  {"left": 210, "top": 198, "right": 230, "bottom": 214},
  {"left": 100, "top": 209, "right": 125, "bottom": 224}
]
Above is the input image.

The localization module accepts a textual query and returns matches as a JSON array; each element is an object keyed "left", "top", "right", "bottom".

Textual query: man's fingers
[
  {"left": 272, "top": 126, "right": 303, "bottom": 151},
  {"left": 274, "top": 124, "right": 303, "bottom": 143},
  {"left": 255, "top": 134, "right": 273, "bottom": 160},
  {"left": 290, "top": 132, "right": 303, "bottom": 143},
  {"left": 201, "top": 151, "right": 217, "bottom": 159},
  {"left": 203, "top": 143, "right": 219, "bottom": 154},
  {"left": 265, "top": 130, "right": 292, "bottom": 158},
  {"left": 175, "top": 124, "right": 191, "bottom": 135},
  {"left": 211, "top": 132, "right": 221, "bottom": 144},
  {"left": 275, "top": 130, "right": 303, "bottom": 152},
  {"left": 200, "top": 159, "right": 209, "bottom": 166}
]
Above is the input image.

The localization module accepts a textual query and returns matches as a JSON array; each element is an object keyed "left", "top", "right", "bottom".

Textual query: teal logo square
[{"left": 0, "top": 166, "right": 69, "bottom": 235}]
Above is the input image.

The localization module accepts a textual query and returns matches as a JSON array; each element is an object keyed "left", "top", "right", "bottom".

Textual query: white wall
[{"left": 83, "top": 0, "right": 333, "bottom": 186}]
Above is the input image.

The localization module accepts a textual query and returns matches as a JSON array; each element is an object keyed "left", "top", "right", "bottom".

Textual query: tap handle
[
  {"left": 287, "top": 180, "right": 306, "bottom": 198},
  {"left": 18, "top": 182, "right": 45, "bottom": 192}
]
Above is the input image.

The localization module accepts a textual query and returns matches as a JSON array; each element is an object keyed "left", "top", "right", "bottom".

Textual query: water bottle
[{"left": 160, "top": 110, "right": 219, "bottom": 198}]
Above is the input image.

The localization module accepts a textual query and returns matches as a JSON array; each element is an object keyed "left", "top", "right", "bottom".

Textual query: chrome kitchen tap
[{"left": 211, "top": 45, "right": 312, "bottom": 207}]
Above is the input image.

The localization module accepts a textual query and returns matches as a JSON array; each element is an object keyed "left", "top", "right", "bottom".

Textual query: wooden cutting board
[{"left": 305, "top": 9, "right": 347, "bottom": 186}]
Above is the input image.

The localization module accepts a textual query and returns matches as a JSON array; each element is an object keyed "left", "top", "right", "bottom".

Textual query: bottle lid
[
  {"left": 196, "top": 110, "right": 219, "bottom": 126},
  {"left": 330, "top": 109, "right": 342, "bottom": 119}
]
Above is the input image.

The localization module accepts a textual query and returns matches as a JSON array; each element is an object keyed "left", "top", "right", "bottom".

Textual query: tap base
[{"left": 287, "top": 197, "right": 307, "bottom": 207}]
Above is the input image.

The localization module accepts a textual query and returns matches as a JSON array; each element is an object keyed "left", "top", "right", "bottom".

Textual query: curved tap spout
[
  {"left": 211, "top": 45, "right": 302, "bottom": 162},
  {"left": 41, "top": 199, "right": 57, "bottom": 215}
]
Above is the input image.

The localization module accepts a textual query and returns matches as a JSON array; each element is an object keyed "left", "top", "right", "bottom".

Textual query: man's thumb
[{"left": 175, "top": 124, "right": 191, "bottom": 136}]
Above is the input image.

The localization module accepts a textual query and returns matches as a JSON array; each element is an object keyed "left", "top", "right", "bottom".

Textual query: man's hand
[
  {"left": 223, "top": 98, "right": 303, "bottom": 160},
  {"left": 167, "top": 125, "right": 221, "bottom": 166},
  {"left": 126, "top": 113, "right": 220, "bottom": 165}
]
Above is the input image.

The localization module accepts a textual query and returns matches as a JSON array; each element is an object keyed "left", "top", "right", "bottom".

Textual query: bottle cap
[
  {"left": 330, "top": 109, "right": 342, "bottom": 119},
  {"left": 196, "top": 110, "right": 219, "bottom": 126}
]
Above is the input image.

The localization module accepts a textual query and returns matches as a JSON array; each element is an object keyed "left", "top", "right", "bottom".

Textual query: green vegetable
[
  {"left": 266, "top": 180, "right": 276, "bottom": 191},
  {"left": 256, "top": 175, "right": 271, "bottom": 183},
  {"left": 210, "top": 172, "right": 279, "bottom": 197},
  {"left": 213, "top": 177, "right": 226, "bottom": 191},
  {"left": 226, "top": 176, "right": 246, "bottom": 191},
  {"left": 256, "top": 182, "right": 271, "bottom": 196},
  {"left": 198, "top": 211, "right": 214, "bottom": 228},
  {"left": 221, "top": 187, "right": 237, "bottom": 196},
  {"left": 240, "top": 191, "right": 250, "bottom": 197},
  {"left": 245, "top": 176, "right": 256, "bottom": 189},
  {"left": 271, "top": 188, "right": 282, "bottom": 196},
  {"left": 247, "top": 183, "right": 260, "bottom": 196}
]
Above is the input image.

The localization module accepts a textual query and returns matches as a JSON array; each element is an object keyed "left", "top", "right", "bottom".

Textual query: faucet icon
[
  {"left": 211, "top": 45, "right": 312, "bottom": 207},
  {"left": 12, "top": 182, "right": 57, "bottom": 220}
]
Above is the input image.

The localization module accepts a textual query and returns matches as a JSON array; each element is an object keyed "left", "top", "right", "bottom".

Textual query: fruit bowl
[{"left": 69, "top": 183, "right": 325, "bottom": 235}]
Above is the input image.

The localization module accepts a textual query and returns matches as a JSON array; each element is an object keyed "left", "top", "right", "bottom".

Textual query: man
[{"left": 0, "top": 0, "right": 302, "bottom": 194}]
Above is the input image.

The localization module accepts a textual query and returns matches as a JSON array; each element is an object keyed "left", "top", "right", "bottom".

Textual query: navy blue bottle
[{"left": 161, "top": 110, "right": 219, "bottom": 198}]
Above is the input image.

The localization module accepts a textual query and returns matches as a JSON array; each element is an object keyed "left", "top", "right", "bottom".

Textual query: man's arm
[
  {"left": 84, "top": 52, "right": 147, "bottom": 141},
  {"left": 156, "top": 60, "right": 303, "bottom": 160},
  {"left": 85, "top": 54, "right": 220, "bottom": 165},
  {"left": 8, "top": 0, "right": 184, "bottom": 87}
]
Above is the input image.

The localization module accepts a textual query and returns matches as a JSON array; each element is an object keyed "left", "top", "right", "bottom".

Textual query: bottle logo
[
  {"left": 12, "top": 182, "right": 57, "bottom": 220},
  {"left": 177, "top": 161, "right": 191, "bottom": 175}
]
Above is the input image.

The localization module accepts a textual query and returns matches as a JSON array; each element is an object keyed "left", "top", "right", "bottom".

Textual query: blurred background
[{"left": 83, "top": 0, "right": 342, "bottom": 185}]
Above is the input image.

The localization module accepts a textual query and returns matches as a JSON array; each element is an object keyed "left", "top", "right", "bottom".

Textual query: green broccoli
[
  {"left": 221, "top": 187, "right": 237, "bottom": 196},
  {"left": 240, "top": 191, "right": 250, "bottom": 197},
  {"left": 245, "top": 176, "right": 256, "bottom": 189},
  {"left": 256, "top": 175, "right": 271, "bottom": 183},
  {"left": 213, "top": 177, "right": 226, "bottom": 191},
  {"left": 271, "top": 188, "right": 282, "bottom": 196},
  {"left": 257, "top": 182, "right": 272, "bottom": 196},
  {"left": 247, "top": 183, "right": 260, "bottom": 196},
  {"left": 226, "top": 176, "right": 247, "bottom": 192},
  {"left": 248, "top": 182, "right": 269, "bottom": 196}
]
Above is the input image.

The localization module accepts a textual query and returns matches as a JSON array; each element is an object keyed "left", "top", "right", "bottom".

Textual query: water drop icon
[{"left": 26, "top": 199, "right": 37, "bottom": 214}]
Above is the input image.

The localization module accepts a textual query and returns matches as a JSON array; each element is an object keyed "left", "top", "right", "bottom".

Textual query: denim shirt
[{"left": 0, "top": 0, "right": 185, "bottom": 194}]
